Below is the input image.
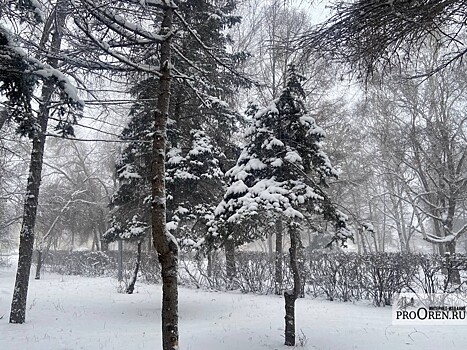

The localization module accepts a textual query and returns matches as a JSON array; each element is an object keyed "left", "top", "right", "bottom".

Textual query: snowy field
[{"left": 1, "top": 261, "right": 467, "bottom": 350}]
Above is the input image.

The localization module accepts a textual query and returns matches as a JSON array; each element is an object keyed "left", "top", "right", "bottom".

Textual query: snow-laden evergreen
[
  {"left": 166, "top": 130, "right": 225, "bottom": 248},
  {"left": 208, "top": 66, "right": 349, "bottom": 247},
  {"left": 104, "top": 0, "right": 245, "bottom": 249}
]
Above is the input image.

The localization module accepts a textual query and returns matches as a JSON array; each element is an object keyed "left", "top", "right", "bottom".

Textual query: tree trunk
[
  {"left": 34, "top": 249, "right": 42, "bottom": 280},
  {"left": 267, "top": 232, "right": 273, "bottom": 258},
  {"left": 224, "top": 237, "right": 236, "bottom": 285},
  {"left": 126, "top": 241, "right": 142, "bottom": 294},
  {"left": 207, "top": 251, "right": 213, "bottom": 278},
  {"left": 151, "top": 6, "right": 178, "bottom": 350},
  {"left": 70, "top": 230, "right": 75, "bottom": 252},
  {"left": 354, "top": 224, "right": 362, "bottom": 254},
  {"left": 100, "top": 239, "right": 109, "bottom": 252},
  {"left": 117, "top": 239, "right": 123, "bottom": 282},
  {"left": 9, "top": 85, "right": 51, "bottom": 323},
  {"left": 284, "top": 222, "right": 301, "bottom": 346},
  {"left": 9, "top": 2, "right": 66, "bottom": 321},
  {"left": 34, "top": 229, "right": 56, "bottom": 281},
  {"left": 0, "top": 109, "right": 9, "bottom": 131},
  {"left": 446, "top": 241, "right": 461, "bottom": 284},
  {"left": 275, "top": 217, "right": 283, "bottom": 295}
]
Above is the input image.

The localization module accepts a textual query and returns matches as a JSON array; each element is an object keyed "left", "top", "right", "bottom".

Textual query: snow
[
  {"left": 284, "top": 151, "right": 302, "bottom": 163},
  {"left": 167, "top": 148, "right": 183, "bottom": 165},
  {"left": 119, "top": 167, "right": 142, "bottom": 179},
  {"left": 136, "top": 0, "right": 177, "bottom": 8},
  {"left": 32, "top": 67, "right": 84, "bottom": 108},
  {"left": 166, "top": 232, "right": 179, "bottom": 251},
  {"left": 270, "top": 158, "right": 283, "bottom": 167},
  {"left": 225, "top": 180, "right": 248, "bottom": 196},
  {"left": 29, "top": 0, "right": 45, "bottom": 22},
  {"left": 1, "top": 262, "right": 467, "bottom": 350},
  {"left": 245, "top": 158, "right": 267, "bottom": 171},
  {"left": 129, "top": 225, "right": 146, "bottom": 235},
  {"left": 264, "top": 137, "right": 284, "bottom": 149},
  {"left": 166, "top": 221, "right": 178, "bottom": 231},
  {"left": 207, "top": 96, "right": 229, "bottom": 109}
]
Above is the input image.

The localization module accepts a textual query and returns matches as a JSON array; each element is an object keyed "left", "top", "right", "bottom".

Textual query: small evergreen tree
[{"left": 208, "top": 66, "right": 350, "bottom": 346}]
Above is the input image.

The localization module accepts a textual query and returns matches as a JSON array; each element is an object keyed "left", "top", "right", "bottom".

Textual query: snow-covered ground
[{"left": 1, "top": 261, "right": 467, "bottom": 350}]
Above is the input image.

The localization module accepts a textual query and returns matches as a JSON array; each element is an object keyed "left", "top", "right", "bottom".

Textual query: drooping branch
[
  {"left": 302, "top": 0, "right": 467, "bottom": 77},
  {"left": 73, "top": 19, "right": 162, "bottom": 75}
]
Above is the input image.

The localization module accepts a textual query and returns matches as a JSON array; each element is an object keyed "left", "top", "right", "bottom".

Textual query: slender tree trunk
[
  {"left": 147, "top": 233, "right": 153, "bottom": 252},
  {"left": 126, "top": 241, "right": 142, "bottom": 294},
  {"left": 34, "top": 229, "right": 56, "bottom": 280},
  {"left": 34, "top": 250, "right": 42, "bottom": 280},
  {"left": 100, "top": 238, "right": 108, "bottom": 252},
  {"left": 354, "top": 224, "right": 362, "bottom": 254},
  {"left": 224, "top": 237, "right": 236, "bottom": 285},
  {"left": 34, "top": 246, "right": 45, "bottom": 280},
  {"left": 9, "top": 86, "right": 52, "bottom": 324},
  {"left": 360, "top": 228, "right": 370, "bottom": 254},
  {"left": 207, "top": 251, "right": 213, "bottom": 278},
  {"left": 275, "top": 217, "right": 283, "bottom": 295},
  {"left": 151, "top": 6, "right": 178, "bottom": 350},
  {"left": 9, "top": 3, "right": 65, "bottom": 322},
  {"left": 0, "top": 109, "right": 8, "bottom": 131},
  {"left": 92, "top": 231, "right": 99, "bottom": 251},
  {"left": 446, "top": 241, "right": 461, "bottom": 284},
  {"left": 117, "top": 239, "right": 123, "bottom": 282},
  {"left": 284, "top": 222, "right": 301, "bottom": 346},
  {"left": 70, "top": 230, "right": 75, "bottom": 252},
  {"left": 267, "top": 233, "right": 273, "bottom": 258}
]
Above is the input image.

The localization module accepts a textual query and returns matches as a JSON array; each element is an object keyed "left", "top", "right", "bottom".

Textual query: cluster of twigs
[{"left": 302, "top": 0, "right": 467, "bottom": 78}]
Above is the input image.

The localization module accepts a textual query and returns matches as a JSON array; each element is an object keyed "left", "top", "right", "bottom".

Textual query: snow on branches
[
  {"left": 0, "top": 24, "right": 83, "bottom": 138},
  {"left": 207, "top": 66, "right": 350, "bottom": 247}
]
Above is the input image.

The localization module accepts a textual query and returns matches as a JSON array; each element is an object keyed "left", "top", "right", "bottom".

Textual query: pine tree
[{"left": 208, "top": 66, "right": 349, "bottom": 346}]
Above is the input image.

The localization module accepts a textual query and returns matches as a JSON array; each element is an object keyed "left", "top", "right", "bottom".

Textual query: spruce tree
[
  {"left": 209, "top": 66, "right": 349, "bottom": 346},
  {"left": 105, "top": 0, "right": 245, "bottom": 248}
]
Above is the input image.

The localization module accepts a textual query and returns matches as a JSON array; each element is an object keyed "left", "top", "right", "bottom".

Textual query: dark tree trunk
[
  {"left": 126, "top": 241, "right": 142, "bottom": 294},
  {"left": 34, "top": 249, "right": 42, "bottom": 280},
  {"left": 70, "top": 230, "right": 75, "bottom": 252},
  {"left": 100, "top": 239, "right": 109, "bottom": 252},
  {"left": 0, "top": 109, "right": 9, "bottom": 131},
  {"left": 224, "top": 237, "right": 236, "bottom": 285},
  {"left": 34, "top": 230, "right": 56, "bottom": 281},
  {"left": 8, "top": 4, "right": 66, "bottom": 318},
  {"left": 275, "top": 217, "right": 283, "bottom": 295},
  {"left": 284, "top": 291, "right": 296, "bottom": 346},
  {"left": 207, "top": 251, "right": 213, "bottom": 278},
  {"left": 9, "top": 83, "right": 51, "bottom": 323},
  {"left": 446, "top": 241, "right": 461, "bottom": 284},
  {"left": 117, "top": 240, "right": 123, "bottom": 282},
  {"left": 284, "top": 223, "right": 301, "bottom": 346},
  {"left": 151, "top": 6, "right": 178, "bottom": 350}
]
